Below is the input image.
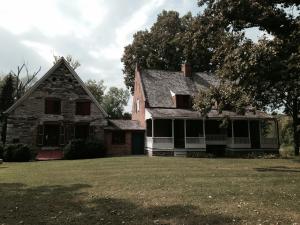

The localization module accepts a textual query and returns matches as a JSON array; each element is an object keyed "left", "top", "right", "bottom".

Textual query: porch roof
[
  {"left": 105, "top": 120, "right": 145, "bottom": 131},
  {"left": 147, "top": 108, "right": 274, "bottom": 119}
]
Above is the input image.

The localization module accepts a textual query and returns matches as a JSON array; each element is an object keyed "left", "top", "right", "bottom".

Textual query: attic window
[
  {"left": 175, "top": 95, "right": 191, "bottom": 109},
  {"left": 76, "top": 101, "right": 91, "bottom": 115},
  {"left": 45, "top": 98, "right": 61, "bottom": 114}
]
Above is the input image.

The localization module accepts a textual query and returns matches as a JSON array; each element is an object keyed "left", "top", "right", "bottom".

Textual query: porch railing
[
  {"left": 261, "top": 137, "right": 278, "bottom": 148},
  {"left": 146, "top": 137, "right": 174, "bottom": 149},
  {"left": 185, "top": 137, "right": 205, "bottom": 144}
]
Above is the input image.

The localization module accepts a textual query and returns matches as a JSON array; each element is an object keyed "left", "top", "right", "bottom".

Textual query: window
[
  {"left": 112, "top": 131, "right": 126, "bottom": 144},
  {"left": 175, "top": 95, "right": 191, "bottom": 109},
  {"left": 76, "top": 101, "right": 91, "bottom": 115},
  {"left": 136, "top": 99, "right": 140, "bottom": 112},
  {"left": 45, "top": 98, "right": 61, "bottom": 114}
]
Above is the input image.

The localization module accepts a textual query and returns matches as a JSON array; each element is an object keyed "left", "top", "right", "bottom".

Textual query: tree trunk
[{"left": 292, "top": 98, "right": 299, "bottom": 156}]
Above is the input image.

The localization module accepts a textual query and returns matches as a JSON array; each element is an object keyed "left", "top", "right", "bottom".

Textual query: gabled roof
[
  {"left": 105, "top": 120, "right": 144, "bottom": 130},
  {"left": 4, "top": 57, "right": 108, "bottom": 117},
  {"left": 140, "top": 69, "right": 219, "bottom": 108}
]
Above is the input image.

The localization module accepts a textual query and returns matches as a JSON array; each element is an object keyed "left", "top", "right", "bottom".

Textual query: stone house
[
  {"left": 132, "top": 64, "right": 280, "bottom": 156},
  {"left": 3, "top": 58, "right": 108, "bottom": 153}
]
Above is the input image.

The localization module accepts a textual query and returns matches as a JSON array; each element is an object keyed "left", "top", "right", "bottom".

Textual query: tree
[
  {"left": 0, "top": 74, "right": 14, "bottom": 112},
  {"left": 102, "top": 87, "right": 130, "bottom": 119},
  {"left": 197, "top": 0, "right": 300, "bottom": 155},
  {"left": 53, "top": 55, "right": 81, "bottom": 70},
  {"left": 193, "top": 82, "right": 253, "bottom": 116},
  {"left": 121, "top": 10, "right": 216, "bottom": 93},
  {"left": 0, "top": 74, "right": 14, "bottom": 144},
  {"left": 85, "top": 79, "right": 106, "bottom": 104}
]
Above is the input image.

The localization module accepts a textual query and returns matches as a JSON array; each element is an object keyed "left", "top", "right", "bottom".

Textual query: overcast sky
[{"left": 0, "top": 0, "right": 264, "bottom": 110}]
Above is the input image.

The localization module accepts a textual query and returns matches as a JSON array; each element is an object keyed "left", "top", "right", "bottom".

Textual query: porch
[{"left": 145, "top": 118, "right": 279, "bottom": 151}]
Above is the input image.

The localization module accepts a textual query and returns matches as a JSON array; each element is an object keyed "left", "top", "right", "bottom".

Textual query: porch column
[
  {"left": 231, "top": 120, "right": 234, "bottom": 145},
  {"left": 184, "top": 119, "right": 186, "bottom": 148},
  {"left": 203, "top": 119, "right": 206, "bottom": 145},
  {"left": 275, "top": 119, "right": 280, "bottom": 147},
  {"left": 247, "top": 119, "right": 251, "bottom": 144},
  {"left": 172, "top": 119, "right": 174, "bottom": 148}
]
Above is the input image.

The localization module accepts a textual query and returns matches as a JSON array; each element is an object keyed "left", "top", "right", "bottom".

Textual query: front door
[
  {"left": 43, "top": 124, "right": 60, "bottom": 146},
  {"left": 250, "top": 121, "right": 260, "bottom": 149},
  {"left": 132, "top": 132, "right": 145, "bottom": 155},
  {"left": 174, "top": 120, "right": 185, "bottom": 148}
]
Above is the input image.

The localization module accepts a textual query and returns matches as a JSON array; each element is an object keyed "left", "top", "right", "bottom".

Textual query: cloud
[{"left": 0, "top": 0, "right": 262, "bottom": 112}]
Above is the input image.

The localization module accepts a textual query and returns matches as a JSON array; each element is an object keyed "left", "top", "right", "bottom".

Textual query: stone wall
[{"left": 6, "top": 62, "right": 107, "bottom": 149}]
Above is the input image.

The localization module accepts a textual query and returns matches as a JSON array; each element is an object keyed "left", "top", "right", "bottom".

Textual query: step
[
  {"left": 174, "top": 151, "right": 187, "bottom": 157},
  {"left": 36, "top": 150, "right": 63, "bottom": 161}
]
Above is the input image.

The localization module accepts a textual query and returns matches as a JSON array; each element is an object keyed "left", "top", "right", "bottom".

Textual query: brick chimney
[{"left": 181, "top": 63, "right": 192, "bottom": 77}]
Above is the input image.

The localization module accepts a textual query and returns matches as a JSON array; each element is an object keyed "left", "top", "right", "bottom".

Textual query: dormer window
[
  {"left": 45, "top": 98, "right": 61, "bottom": 114},
  {"left": 175, "top": 95, "right": 191, "bottom": 109}
]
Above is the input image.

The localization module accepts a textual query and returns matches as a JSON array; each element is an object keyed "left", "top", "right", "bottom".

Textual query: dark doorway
[
  {"left": 44, "top": 124, "right": 60, "bottom": 146},
  {"left": 174, "top": 120, "right": 185, "bottom": 148},
  {"left": 250, "top": 121, "right": 260, "bottom": 148},
  {"left": 132, "top": 132, "right": 145, "bottom": 155}
]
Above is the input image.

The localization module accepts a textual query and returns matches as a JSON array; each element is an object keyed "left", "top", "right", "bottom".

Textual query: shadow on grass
[
  {"left": 255, "top": 166, "right": 300, "bottom": 173},
  {"left": 0, "top": 183, "right": 239, "bottom": 225}
]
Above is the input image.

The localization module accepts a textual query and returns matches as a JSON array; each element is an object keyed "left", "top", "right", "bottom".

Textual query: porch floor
[{"left": 36, "top": 150, "right": 63, "bottom": 161}]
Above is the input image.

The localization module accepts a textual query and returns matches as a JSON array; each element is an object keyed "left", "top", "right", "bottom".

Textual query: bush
[
  {"left": 63, "top": 138, "right": 105, "bottom": 160},
  {"left": 3, "top": 144, "right": 32, "bottom": 162},
  {"left": 0, "top": 145, "right": 3, "bottom": 159}
]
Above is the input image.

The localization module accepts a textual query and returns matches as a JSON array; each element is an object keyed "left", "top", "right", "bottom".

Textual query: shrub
[
  {"left": 0, "top": 145, "right": 3, "bottom": 159},
  {"left": 3, "top": 144, "right": 32, "bottom": 162},
  {"left": 63, "top": 138, "right": 105, "bottom": 160}
]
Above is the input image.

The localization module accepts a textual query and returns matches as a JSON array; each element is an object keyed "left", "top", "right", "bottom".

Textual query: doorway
[
  {"left": 43, "top": 124, "right": 60, "bottom": 146},
  {"left": 132, "top": 132, "right": 145, "bottom": 155},
  {"left": 250, "top": 121, "right": 260, "bottom": 149},
  {"left": 174, "top": 120, "right": 185, "bottom": 148}
]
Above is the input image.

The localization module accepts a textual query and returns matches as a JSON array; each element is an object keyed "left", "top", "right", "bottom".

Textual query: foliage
[
  {"left": 102, "top": 87, "right": 130, "bottom": 119},
  {"left": 85, "top": 79, "right": 106, "bottom": 104},
  {"left": 0, "top": 74, "right": 14, "bottom": 112},
  {"left": 193, "top": 82, "right": 253, "bottom": 115},
  {"left": 121, "top": 10, "right": 219, "bottom": 93},
  {"left": 278, "top": 116, "right": 294, "bottom": 145},
  {"left": 197, "top": 0, "right": 300, "bottom": 155},
  {"left": 0, "top": 144, "right": 3, "bottom": 159},
  {"left": 63, "top": 138, "right": 105, "bottom": 160},
  {"left": 3, "top": 144, "right": 32, "bottom": 162},
  {"left": 53, "top": 55, "right": 81, "bottom": 70}
]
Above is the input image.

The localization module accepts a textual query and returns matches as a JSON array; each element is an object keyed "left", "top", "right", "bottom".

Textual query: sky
[{"left": 0, "top": 0, "right": 264, "bottom": 111}]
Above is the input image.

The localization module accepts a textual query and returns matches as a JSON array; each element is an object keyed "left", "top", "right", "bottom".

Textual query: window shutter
[
  {"left": 37, "top": 125, "right": 44, "bottom": 146},
  {"left": 59, "top": 125, "right": 65, "bottom": 145}
]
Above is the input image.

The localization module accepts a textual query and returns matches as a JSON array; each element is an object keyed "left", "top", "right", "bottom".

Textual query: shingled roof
[
  {"left": 140, "top": 69, "right": 219, "bottom": 108},
  {"left": 105, "top": 120, "right": 144, "bottom": 130}
]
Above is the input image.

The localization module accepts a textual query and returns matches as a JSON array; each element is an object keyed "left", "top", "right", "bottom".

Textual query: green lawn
[{"left": 0, "top": 157, "right": 300, "bottom": 225}]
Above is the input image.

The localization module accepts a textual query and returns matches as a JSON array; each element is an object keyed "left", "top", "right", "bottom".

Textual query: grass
[{"left": 0, "top": 157, "right": 300, "bottom": 225}]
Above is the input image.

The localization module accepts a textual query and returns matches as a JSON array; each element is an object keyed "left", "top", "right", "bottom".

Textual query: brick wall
[
  {"left": 105, "top": 131, "right": 132, "bottom": 156},
  {"left": 132, "top": 69, "right": 146, "bottom": 128}
]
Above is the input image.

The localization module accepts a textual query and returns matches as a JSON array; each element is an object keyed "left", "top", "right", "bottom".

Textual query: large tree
[
  {"left": 197, "top": 0, "right": 300, "bottom": 155},
  {"left": 102, "top": 87, "right": 130, "bottom": 119},
  {"left": 85, "top": 79, "right": 106, "bottom": 104},
  {"left": 121, "top": 10, "right": 217, "bottom": 93}
]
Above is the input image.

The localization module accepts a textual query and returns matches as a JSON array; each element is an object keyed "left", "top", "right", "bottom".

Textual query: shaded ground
[{"left": 0, "top": 157, "right": 300, "bottom": 225}]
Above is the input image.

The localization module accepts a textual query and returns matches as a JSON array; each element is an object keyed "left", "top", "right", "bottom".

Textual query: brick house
[{"left": 132, "top": 64, "right": 279, "bottom": 156}]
